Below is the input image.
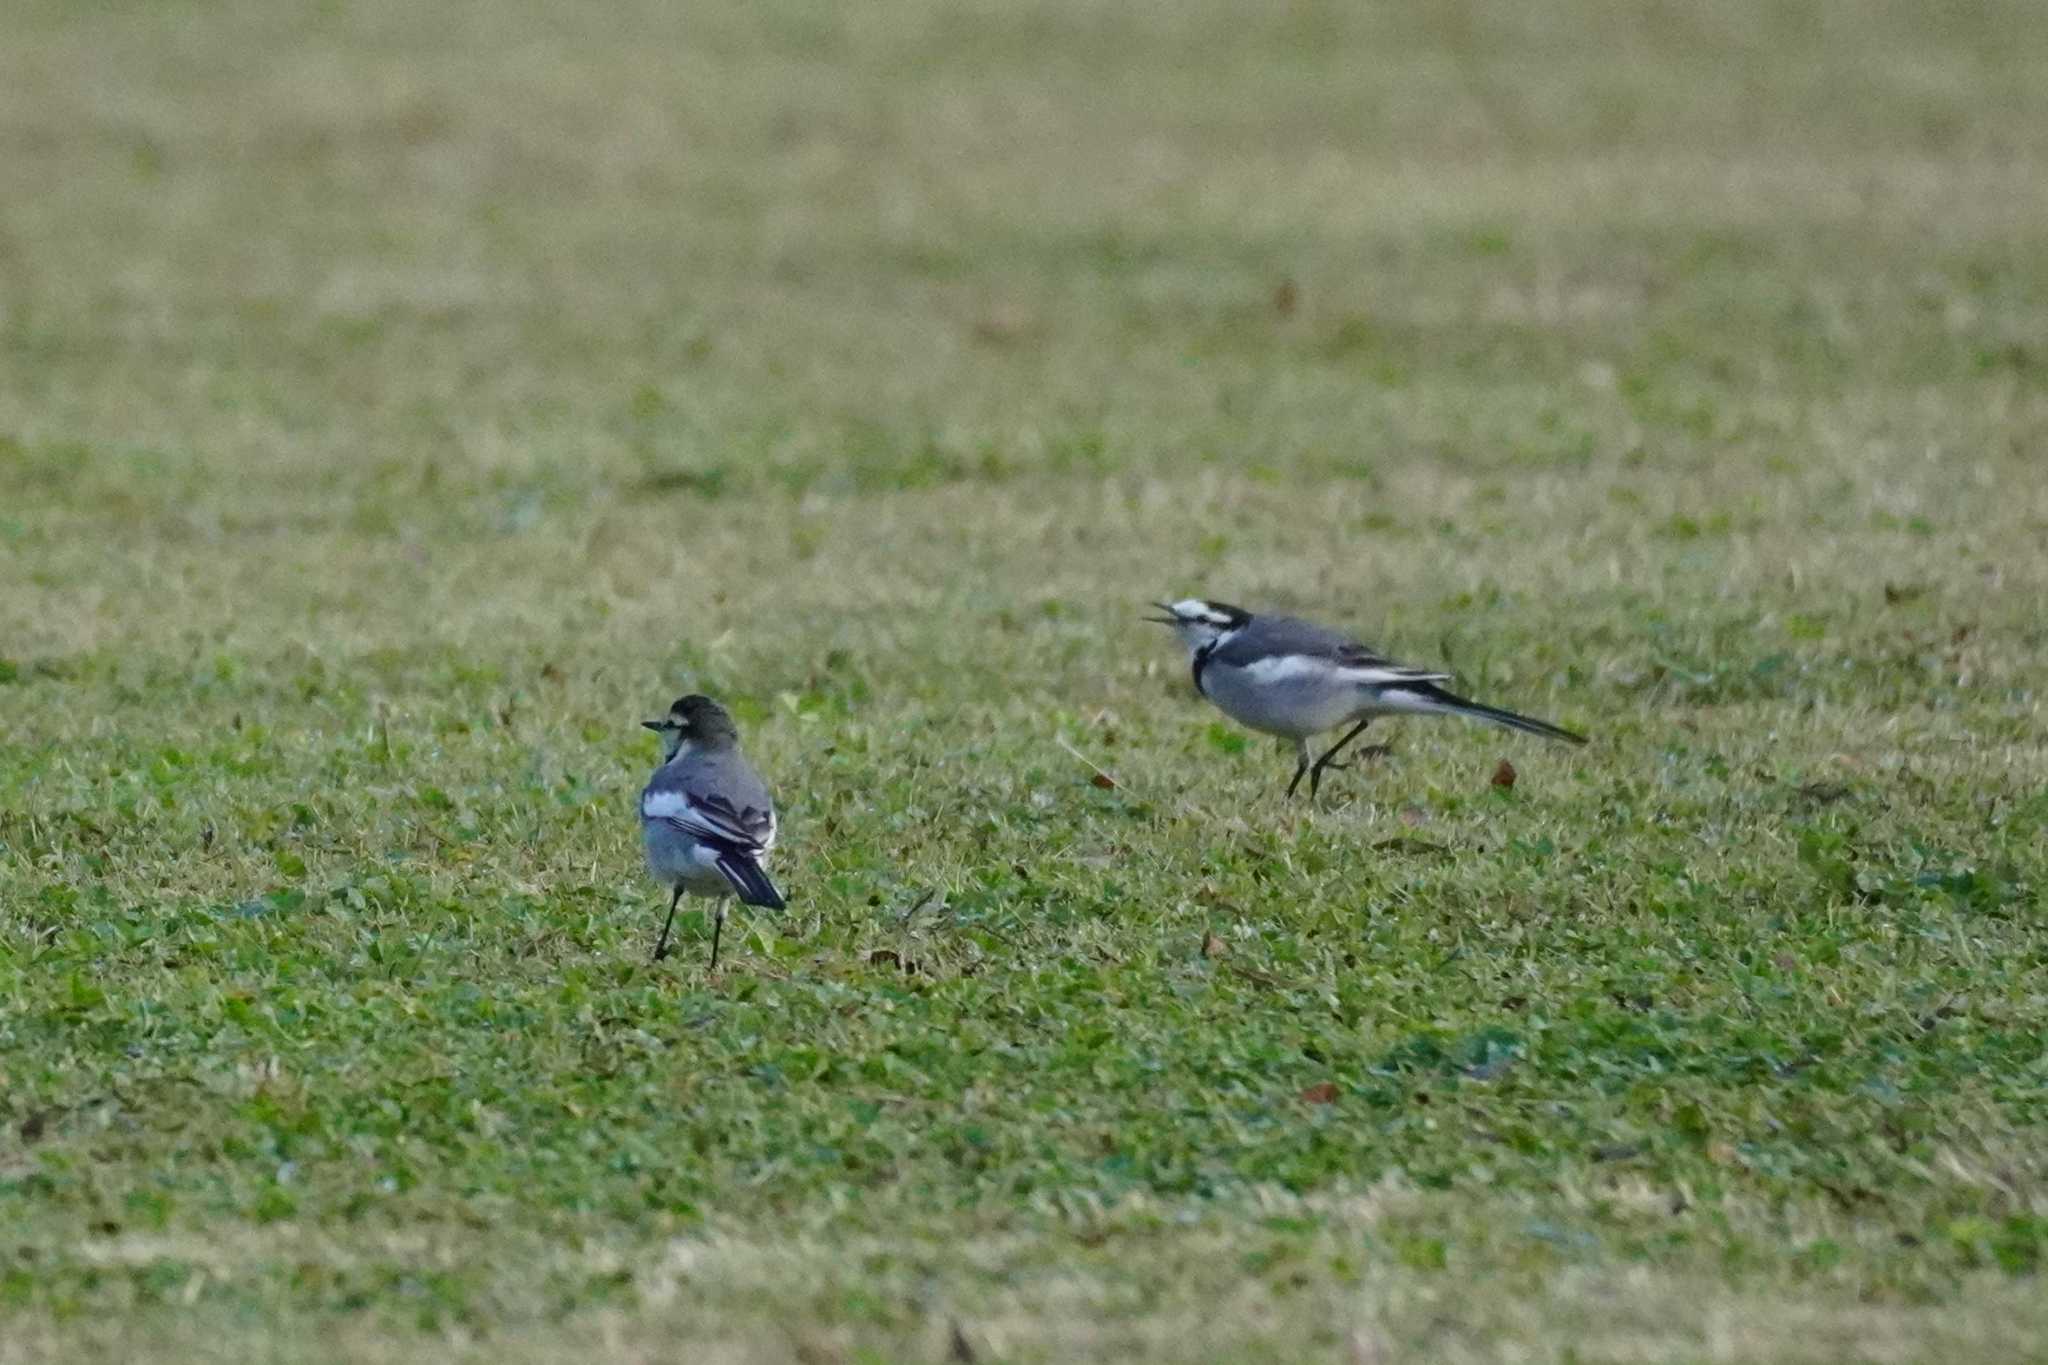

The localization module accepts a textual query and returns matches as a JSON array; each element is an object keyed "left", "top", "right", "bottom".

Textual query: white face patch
[
  {"left": 1166, "top": 598, "right": 1245, "bottom": 652},
  {"left": 1171, "top": 598, "right": 1243, "bottom": 629}
]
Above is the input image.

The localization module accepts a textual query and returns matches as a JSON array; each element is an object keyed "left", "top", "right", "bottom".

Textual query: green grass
[{"left": 5, "top": 0, "right": 2048, "bottom": 1359}]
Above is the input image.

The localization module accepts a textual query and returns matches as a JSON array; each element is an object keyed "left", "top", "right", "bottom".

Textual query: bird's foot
[{"left": 1306, "top": 747, "right": 1394, "bottom": 800}]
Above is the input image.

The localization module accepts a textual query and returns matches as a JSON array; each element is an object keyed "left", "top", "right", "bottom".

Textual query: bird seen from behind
[{"left": 639, "top": 694, "right": 785, "bottom": 967}]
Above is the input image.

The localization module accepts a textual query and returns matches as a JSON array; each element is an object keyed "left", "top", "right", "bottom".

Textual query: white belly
[
  {"left": 644, "top": 823, "right": 735, "bottom": 896},
  {"left": 1199, "top": 658, "right": 1365, "bottom": 739}
]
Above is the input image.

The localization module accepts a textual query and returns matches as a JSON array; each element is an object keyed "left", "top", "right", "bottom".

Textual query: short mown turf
[{"left": 3, "top": 1, "right": 2047, "bottom": 1359}]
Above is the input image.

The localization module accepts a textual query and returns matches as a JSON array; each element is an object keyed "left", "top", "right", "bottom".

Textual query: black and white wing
[
  {"left": 641, "top": 783, "right": 775, "bottom": 855},
  {"left": 642, "top": 754, "right": 785, "bottom": 908},
  {"left": 1220, "top": 612, "right": 1454, "bottom": 686}
]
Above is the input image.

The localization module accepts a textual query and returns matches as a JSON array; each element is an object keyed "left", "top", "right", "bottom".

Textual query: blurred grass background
[{"left": 4, "top": 2, "right": 2047, "bottom": 1361}]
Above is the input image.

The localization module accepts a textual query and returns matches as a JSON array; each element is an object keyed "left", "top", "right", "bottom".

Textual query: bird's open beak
[
  {"left": 641, "top": 719, "right": 666, "bottom": 732},
  {"left": 1144, "top": 601, "right": 1180, "bottom": 625}
]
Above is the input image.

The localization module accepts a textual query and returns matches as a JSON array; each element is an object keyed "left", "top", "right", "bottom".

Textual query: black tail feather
[
  {"left": 1396, "top": 683, "right": 1588, "bottom": 745},
  {"left": 714, "top": 852, "right": 787, "bottom": 909}
]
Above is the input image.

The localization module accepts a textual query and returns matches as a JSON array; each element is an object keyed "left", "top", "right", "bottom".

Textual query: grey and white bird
[
  {"left": 1148, "top": 598, "right": 1587, "bottom": 798},
  {"left": 639, "top": 694, "right": 786, "bottom": 967}
]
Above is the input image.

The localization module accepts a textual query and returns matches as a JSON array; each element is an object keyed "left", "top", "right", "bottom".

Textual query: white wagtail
[
  {"left": 1148, "top": 598, "right": 1588, "bottom": 798},
  {"left": 639, "top": 694, "right": 786, "bottom": 967}
]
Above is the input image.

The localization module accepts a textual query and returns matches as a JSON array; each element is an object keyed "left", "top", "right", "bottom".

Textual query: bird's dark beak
[
  {"left": 1144, "top": 601, "right": 1179, "bottom": 625},
  {"left": 641, "top": 719, "right": 666, "bottom": 732}
]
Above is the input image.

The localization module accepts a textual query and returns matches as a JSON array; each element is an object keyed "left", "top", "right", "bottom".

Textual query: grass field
[{"left": 5, "top": 1, "right": 2048, "bottom": 1359}]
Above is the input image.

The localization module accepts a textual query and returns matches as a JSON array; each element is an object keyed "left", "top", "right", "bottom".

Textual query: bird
[
  {"left": 639, "top": 694, "right": 786, "bottom": 967},
  {"left": 1147, "top": 598, "right": 1587, "bottom": 799}
]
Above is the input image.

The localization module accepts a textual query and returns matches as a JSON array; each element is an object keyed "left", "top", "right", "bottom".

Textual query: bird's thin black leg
[
  {"left": 708, "top": 904, "right": 726, "bottom": 971},
  {"left": 652, "top": 885, "right": 683, "bottom": 962},
  {"left": 1285, "top": 741, "right": 1312, "bottom": 798},
  {"left": 1307, "top": 719, "right": 1374, "bottom": 799}
]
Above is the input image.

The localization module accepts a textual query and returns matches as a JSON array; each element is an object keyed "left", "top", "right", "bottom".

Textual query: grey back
[
  {"left": 1210, "top": 612, "right": 1397, "bottom": 669},
  {"left": 646, "top": 744, "right": 776, "bottom": 850}
]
